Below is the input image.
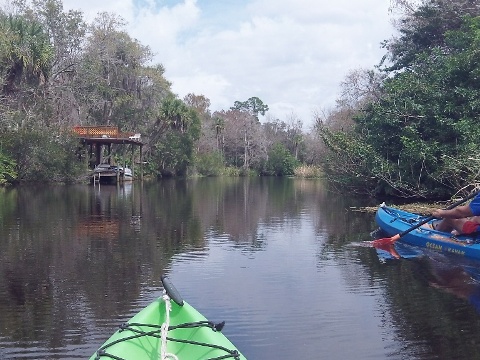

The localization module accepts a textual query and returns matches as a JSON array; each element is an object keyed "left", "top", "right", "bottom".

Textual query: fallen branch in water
[{"left": 350, "top": 202, "right": 445, "bottom": 215}]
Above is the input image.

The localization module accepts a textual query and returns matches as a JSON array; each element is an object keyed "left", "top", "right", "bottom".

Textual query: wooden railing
[{"left": 73, "top": 126, "right": 138, "bottom": 139}]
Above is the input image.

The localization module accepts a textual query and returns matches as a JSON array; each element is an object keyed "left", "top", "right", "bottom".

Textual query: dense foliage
[
  {"left": 264, "top": 143, "right": 299, "bottom": 176},
  {"left": 0, "top": 0, "right": 312, "bottom": 185},
  {"left": 318, "top": 0, "right": 480, "bottom": 199}
]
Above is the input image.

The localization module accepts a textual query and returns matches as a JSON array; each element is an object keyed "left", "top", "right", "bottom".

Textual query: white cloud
[
  {"left": 64, "top": 0, "right": 134, "bottom": 23},
  {"left": 129, "top": 0, "right": 200, "bottom": 47}
]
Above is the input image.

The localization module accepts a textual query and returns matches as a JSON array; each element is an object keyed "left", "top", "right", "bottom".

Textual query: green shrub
[
  {"left": 1, "top": 128, "right": 84, "bottom": 183},
  {"left": 195, "top": 151, "right": 224, "bottom": 176},
  {"left": 0, "top": 151, "right": 17, "bottom": 185},
  {"left": 265, "top": 143, "right": 299, "bottom": 176},
  {"left": 222, "top": 166, "right": 241, "bottom": 177},
  {"left": 294, "top": 165, "right": 323, "bottom": 178}
]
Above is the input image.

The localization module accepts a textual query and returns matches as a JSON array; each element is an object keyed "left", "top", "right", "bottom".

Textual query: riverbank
[{"left": 352, "top": 202, "right": 445, "bottom": 215}]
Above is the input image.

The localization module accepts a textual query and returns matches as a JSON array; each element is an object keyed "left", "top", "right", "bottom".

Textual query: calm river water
[{"left": 1, "top": 178, "right": 480, "bottom": 359}]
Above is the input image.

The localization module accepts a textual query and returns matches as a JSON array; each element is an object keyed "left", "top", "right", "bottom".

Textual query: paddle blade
[
  {"left": 372, "top": 233, "right": 401, "bottom": 246},
  {"left": 374, "top": 242, "right": 401, "bottom": 259}
]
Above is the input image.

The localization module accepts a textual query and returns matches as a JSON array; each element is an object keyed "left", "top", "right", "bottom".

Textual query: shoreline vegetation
[
  {"left": 353, "top": 203, "right": 442, "bottom": 215},
  {"left": 1, "top": 1, "right": 479, "bottom": 201}
]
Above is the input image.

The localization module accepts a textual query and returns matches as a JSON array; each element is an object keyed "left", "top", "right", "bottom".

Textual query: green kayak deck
[{"left": 90, "top": 276, "right": 246, "bottom": 360}]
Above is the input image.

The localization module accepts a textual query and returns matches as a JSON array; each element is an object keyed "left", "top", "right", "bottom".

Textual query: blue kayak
[{"left": 375, "top": 206, "right": 480, "bottom": 260}]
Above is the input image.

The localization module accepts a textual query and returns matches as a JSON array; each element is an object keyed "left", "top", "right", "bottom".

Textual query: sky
[{"left": 11, "top": 0, "right": 397, "bottom": 129}]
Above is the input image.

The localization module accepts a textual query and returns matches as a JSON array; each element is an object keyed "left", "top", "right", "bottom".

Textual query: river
[{"left": 1, "top": 178, "right": 480, "bottom": 359}]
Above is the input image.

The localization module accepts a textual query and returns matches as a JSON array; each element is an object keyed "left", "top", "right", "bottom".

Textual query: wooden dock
[{"left": 73, "top": 125, "right": 144, "bottom": 183}]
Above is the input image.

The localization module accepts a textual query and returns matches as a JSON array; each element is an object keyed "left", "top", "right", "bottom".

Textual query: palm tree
[
  {"left": 0, "top": 14, "right": 53, "bottom": 94},
  {"left": 160, "top": 96, "right": 191, "bottom": 133}
]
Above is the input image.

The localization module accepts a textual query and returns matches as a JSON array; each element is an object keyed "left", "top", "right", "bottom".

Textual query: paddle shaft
[{"left": 397, "top": 190, "right": 480, "bottom": 238}]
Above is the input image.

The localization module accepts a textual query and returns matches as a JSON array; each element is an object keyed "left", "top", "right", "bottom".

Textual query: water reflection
[
  {"left": 421, "top": 253, "right": 480, "bottom": 313},
  {"left": 1, "top": 179, "right": 480, "bottom": 359},
  {"left": 362, "top": 243, "right": 480, "bottom": 359}
]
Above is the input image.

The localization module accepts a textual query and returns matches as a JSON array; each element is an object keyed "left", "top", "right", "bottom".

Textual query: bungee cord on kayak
[{"left": 160, "top": 292, "right": 177, "bottom": 360}]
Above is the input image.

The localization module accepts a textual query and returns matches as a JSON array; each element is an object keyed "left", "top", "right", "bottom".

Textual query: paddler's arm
[{"left": 433, "top": 205, "right": 473, "bottom": 219}]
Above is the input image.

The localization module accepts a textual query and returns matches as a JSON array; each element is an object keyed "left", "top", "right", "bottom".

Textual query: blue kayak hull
[{"left": 375, "top": 206, "right": 480, "bottom": 260}]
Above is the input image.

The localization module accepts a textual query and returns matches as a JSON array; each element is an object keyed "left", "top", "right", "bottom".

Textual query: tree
[
  {"left": 79, "top": 12, "right": 155, "bottom": 127},
  {"left": 25, "top": 0, "right": 87, "bottom": 126},
  {"left": 212, "top": 115, "right": 225, "bottom": 152},
  {"left": 284, "top": 113, "right": 304, "bottom": 160},
  {"left": 219, "top": 109, "right": 265, "bottom": 171},
  {"left": 318, "top": 2, "right": 480, "bottom": 198},
  {"left": 230, "top": 96, "right": 269, "bottom": 121},
  {"left": 183, "top": 93, "right": 211, "bottom": 116},
  {"left": 337, "top": 68, "right": 385, "bottom": 110},
  {"left": 183, "top": 93, "right": 215, "bottom": 155},
  {"left": 0, "top": 14, "right": 53, "bottom": 97},
  {"left": 2, "top": 127, "right": 83, "bottom": 182},
  {"left": 362, "top": 15, "right": 480, "bottom": 196},
  {"left": 265, "top": 143, "right": 299, "bottom": 176},
  {"left": 149, "top": 96, "right": 201, "bottom": 176},
  {"left": 383, "top": 0, "right": 480, "bottom": 72}
]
